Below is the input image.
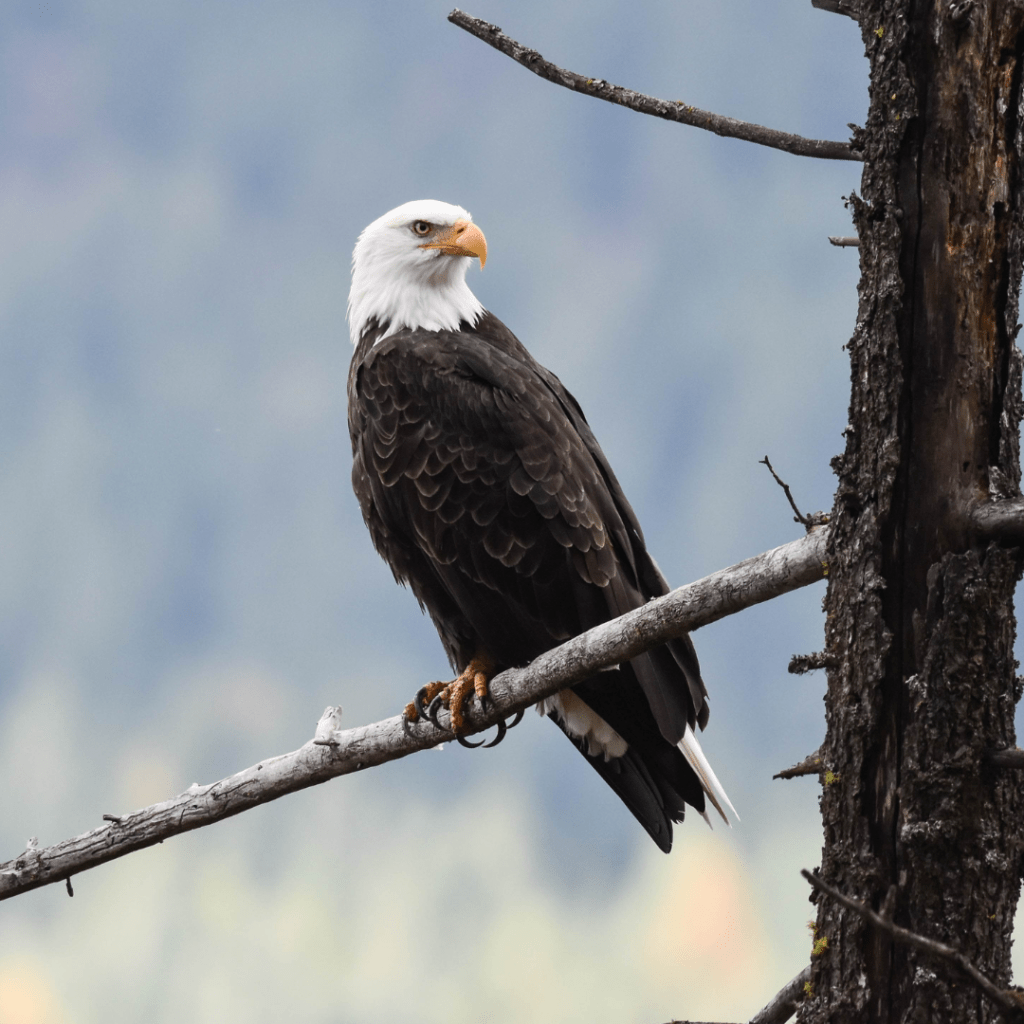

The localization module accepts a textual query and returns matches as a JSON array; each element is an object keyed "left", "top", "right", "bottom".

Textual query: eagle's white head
[{"left": 347, "top": 199, "right": 488, "bottom": 346}]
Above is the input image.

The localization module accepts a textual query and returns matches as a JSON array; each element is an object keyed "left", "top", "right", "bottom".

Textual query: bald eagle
[{"left": 347, "top": 200, "right": 735, "bottom": 850}]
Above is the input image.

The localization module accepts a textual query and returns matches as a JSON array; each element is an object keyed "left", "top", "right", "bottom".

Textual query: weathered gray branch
[
  {"left": 828, "top": 235, "right": 860, "bottom": 247},
  {"left": 448, "top": 10, "right": 859, "bottom": 162},
  {"left": 0, "top": 528, "right": 829, "bottom": 902},
  {"left": 802, "top": 871, "right": 1024, "bottom": 1023}
]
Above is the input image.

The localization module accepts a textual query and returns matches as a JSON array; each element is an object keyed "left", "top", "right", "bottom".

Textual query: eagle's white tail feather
[{"left": 678, "top": 724, "right": 739, "bottom": 827}]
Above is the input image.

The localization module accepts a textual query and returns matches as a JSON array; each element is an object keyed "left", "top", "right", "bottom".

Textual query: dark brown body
[{"left": 348, "top": 311, "right": 711, "bottom": 849}]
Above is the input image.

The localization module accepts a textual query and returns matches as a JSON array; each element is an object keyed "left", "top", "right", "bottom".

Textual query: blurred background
[{"left": 0, "top": 1, "right": 1016, "bottom": 1021}]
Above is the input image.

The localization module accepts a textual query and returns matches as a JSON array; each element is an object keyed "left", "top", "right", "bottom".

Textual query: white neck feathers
[{"left": 347, "top": 201, "right": 485, "bottom": 346}]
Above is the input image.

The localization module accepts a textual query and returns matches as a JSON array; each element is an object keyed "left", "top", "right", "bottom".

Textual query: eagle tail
[
  {"left": 678, "top": 723, "right": 739, "bottom": 826},
  {"left": 546, "top": 711, "right": 677, "bottom": 852}
]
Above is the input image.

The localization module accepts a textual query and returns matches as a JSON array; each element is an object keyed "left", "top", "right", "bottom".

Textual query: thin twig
[
  {"left": 811, "top": 0, "right": 862, "bottom": 18},
  {"left": 801, "top": 870, "right": 1024, "bottom": 1022},
  {"left": 447, "top": 10, "right": 859, "bottom": 162},
  {"left": 788, "top": 651, "right": 832, "bottom": 674},
  {"left": 828, "top": 235, "right": 860, "bottom": 247},
  {"left": 774, "top": 748, "right": 824, "bottom": 780},
  {"left": 760, "top": 457, "right": 827, "bottom": 531},
  {"left": 0, "top": 529, "right": 830, "bottom": 903}
]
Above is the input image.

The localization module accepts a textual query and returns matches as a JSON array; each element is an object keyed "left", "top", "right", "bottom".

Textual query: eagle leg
[
  {"left": 443, "top": 653, "right": 493, "bottom": 734},
  {"left": 403, "top": 652, "right": 495, "bottom": 736}
]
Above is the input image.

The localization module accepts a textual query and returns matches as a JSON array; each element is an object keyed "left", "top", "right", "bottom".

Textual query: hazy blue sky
[{"left": 0, "top": 3, "right": 1014, "bottom": 1022}]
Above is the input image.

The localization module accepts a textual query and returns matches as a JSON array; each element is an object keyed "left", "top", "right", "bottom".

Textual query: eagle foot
[
  {"left": 474, "top": 707, "right": 526, "bottom": 746},
  {"left": 405, "top": 686, "right": 525, "bottom": 747},
  {"left": 458, "top": 715, "right": 506, "bottom": 749},
  {"left": 404, "top": 655, "right": 523, "bottom": 746},
  {"left": 404, "top": 654, "right": 495, "bottom": 736},
  {"left": 426, "top": 692, "right": 447, "bottom": 730},
  {"left": 443, "top": 699, "right": 524, "bottom": 748},
  {"left": 408, "top": 681, "right": 448, "bottom": 723}
]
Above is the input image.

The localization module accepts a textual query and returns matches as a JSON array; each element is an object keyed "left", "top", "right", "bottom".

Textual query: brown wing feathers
[{"left": 349, "top": 312, "right": 712, "bottom": 847}]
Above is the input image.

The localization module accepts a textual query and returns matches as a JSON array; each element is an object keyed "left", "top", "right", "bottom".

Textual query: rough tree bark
[{"left": 806, "top": 3, "right": 1024, "bottom": 1023}]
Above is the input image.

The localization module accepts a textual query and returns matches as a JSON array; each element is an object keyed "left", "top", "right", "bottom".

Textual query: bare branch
[
  {"left": 774, "top": 748, "right": 824, "bottom": 780},
  {"left": 447, "top": 10, "right": 859, "bottom": 162},
  {"left": 811, "top": 0, "right": 863, "bottom": 20},
  {"left": 788, "top": 651, "right": 833, "bottom": 674},
  {"left": 801, "top": 870, "right": 1024, "bottom": 1022},
  {"left": 987, "top": 747, "right": 1024, "bottom": 768},
  {"left": 971, "top": 497, "right": 1024, "bottom": 544},
  {"left": 760, "top": 457, "right": 828, "bottom": 531},
  {"left": 749, "top": 965, "right": 811, "bottom": 1024},
  {"left": 0, "top": 529, "right": 830, "bottom": 902},
  {"left": 828, "top": 235, "right": 860, "bottom": 247}
]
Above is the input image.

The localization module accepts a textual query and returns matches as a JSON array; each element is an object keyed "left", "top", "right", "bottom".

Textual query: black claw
[
  {"left": 482, "top": 716, "right": 508, "bottom": 748},
  {"left": 414, "top": 686, "right": 432, "bottom": 721},
  {"left": 507, "top": 709, "right": 525, "bottom": 729},
  {"left": 427, "top": 694, "right": 446, "bottom": 730},
  {"left": 457, "top": 733, "right": 486, "bottom": 748},
  {"left": 477, "top": 691, "right": 492, "bottom": 713}
]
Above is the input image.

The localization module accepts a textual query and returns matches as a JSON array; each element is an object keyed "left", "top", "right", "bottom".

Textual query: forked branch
[
  {"left": 0, "top": 529, "right": 828, "bottom": 902},
  {"left": 448, "top": 11, "right": 860, "bottom": 161},
  {"left": 760, "top": 456, "right": 829, "bottom": 531}
]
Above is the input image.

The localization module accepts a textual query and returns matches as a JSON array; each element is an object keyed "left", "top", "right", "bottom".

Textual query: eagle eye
[{"left": 412, "top": 220, "right": 432, "bottom": 237}]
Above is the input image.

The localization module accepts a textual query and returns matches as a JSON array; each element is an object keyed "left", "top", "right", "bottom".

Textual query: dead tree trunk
[{"left": 806, "top": 3, "right": 1024, "bottom": 1022}]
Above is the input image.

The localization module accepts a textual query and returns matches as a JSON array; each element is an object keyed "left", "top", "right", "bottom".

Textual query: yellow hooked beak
[{"left": 420, "top": 219, "right": 487, "bottom": 268}]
